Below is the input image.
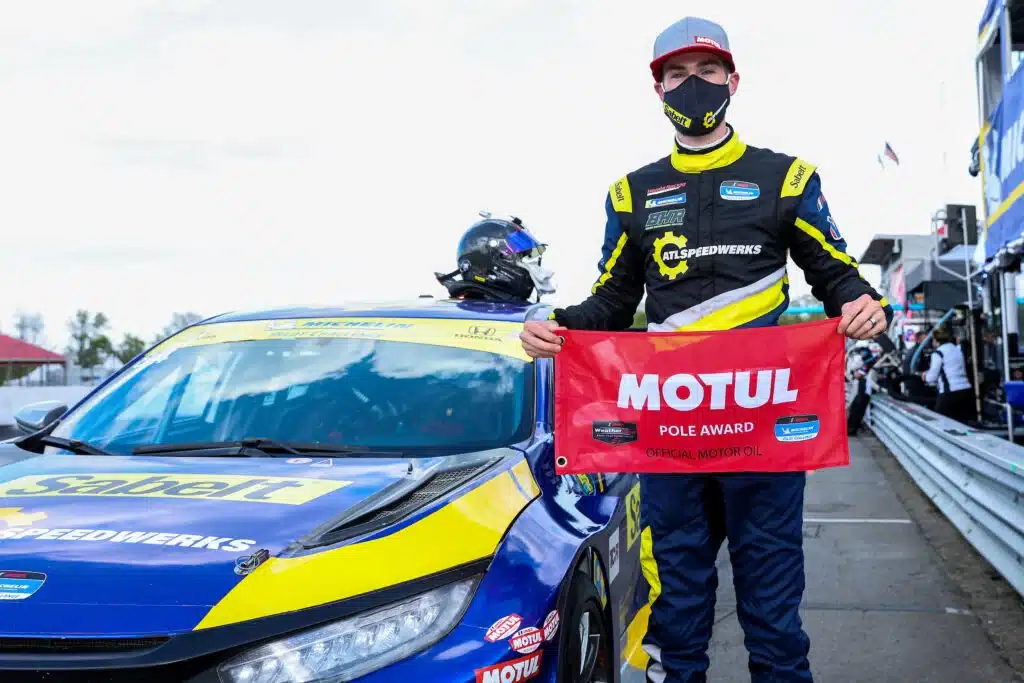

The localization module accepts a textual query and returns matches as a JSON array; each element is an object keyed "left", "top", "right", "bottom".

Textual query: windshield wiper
[
  {"left": 38, "top": 435, "right": 110, "bottom": 456},
  {"left": 132, "top": 438, "right": 401, "bottom": 458}
]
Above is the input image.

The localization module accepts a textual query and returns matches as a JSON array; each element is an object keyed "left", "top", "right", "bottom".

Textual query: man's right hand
[{"left": 520, "top": 320, "right": 565, "bottom": 358}]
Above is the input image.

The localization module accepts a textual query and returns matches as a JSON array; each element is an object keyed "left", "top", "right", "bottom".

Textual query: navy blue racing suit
[{"left": 551, "top": 126, "right": 894, "bottom": 683}]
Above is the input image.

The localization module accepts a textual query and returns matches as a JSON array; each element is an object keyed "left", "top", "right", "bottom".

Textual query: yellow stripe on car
[
  {"left": 510, "top": 458, "right": 541, "bottom": 499},
  {"left": 193, "top": 464, "right": 538, "bottom": 630},
  {"left": 149, "top": 317, "right": 533, "bottom": 363}
]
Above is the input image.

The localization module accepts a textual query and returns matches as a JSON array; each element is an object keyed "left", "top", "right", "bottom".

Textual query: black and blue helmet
[{"left": 436, "top": 213, "right": 550, "bottom": 301}]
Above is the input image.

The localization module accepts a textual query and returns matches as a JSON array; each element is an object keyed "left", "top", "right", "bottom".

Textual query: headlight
[{"left": 217, "top": 577, "right": 478, "bottom": 683}]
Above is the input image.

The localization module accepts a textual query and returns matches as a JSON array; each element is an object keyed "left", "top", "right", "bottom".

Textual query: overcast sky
[{"left": 1, "top": 0, "right": 987, "bottom": 351}]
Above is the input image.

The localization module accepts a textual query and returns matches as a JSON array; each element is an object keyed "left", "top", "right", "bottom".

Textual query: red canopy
[{"left": 0, "top": 335, "right": 65, "bottom": 364}]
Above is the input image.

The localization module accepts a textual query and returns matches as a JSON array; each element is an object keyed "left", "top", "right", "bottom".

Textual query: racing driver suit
[{"left": 551, "top": 126, "right": 894, "bottom": 683}]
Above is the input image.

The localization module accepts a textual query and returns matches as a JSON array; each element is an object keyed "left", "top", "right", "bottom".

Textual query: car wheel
[{"left": 558, "top": 570, "right": 613, "bottom": 683}]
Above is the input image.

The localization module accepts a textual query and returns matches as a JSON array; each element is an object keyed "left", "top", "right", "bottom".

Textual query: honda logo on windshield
[{"left": 468, "top": 325, "right": 496, "bottom": 337}]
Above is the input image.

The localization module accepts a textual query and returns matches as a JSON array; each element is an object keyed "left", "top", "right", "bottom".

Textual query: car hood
[{"left": 0, "top": 448, "right": 538, "bottom": 638}]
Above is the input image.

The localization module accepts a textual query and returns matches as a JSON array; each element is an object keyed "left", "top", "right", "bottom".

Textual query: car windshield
[{"left": 48, "top": 317, "right": 535, "bottom": 456}]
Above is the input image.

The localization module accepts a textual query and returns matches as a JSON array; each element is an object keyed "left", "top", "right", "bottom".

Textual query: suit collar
[{"left": 670, "top": 125, "right": 746, "bottom": 172}]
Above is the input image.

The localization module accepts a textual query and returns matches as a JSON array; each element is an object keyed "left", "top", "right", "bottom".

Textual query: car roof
[{"left": 200, "top": 297, "right": 543, "bottom": 326}]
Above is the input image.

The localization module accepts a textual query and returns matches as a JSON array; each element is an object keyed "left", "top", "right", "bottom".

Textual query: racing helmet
[{"left": 436, "top": 213, "right": 554, "bottom": 301}]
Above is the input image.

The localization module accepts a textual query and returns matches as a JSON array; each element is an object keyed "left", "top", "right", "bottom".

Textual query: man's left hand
[{"left": 837, "top": 294, "right": 887, "bottom": 340}]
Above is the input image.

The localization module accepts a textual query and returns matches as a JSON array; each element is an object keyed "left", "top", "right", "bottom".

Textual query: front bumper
[{"left": 0, "top": 562, "right": 491, "bottom": 683}]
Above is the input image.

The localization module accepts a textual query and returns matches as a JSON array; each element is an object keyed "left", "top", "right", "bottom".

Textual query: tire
[{"left": 557, "top": 570, "right": 613, "bottom": 683}]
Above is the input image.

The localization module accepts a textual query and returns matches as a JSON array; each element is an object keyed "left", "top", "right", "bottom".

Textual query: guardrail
[{"left": 866, "top": 393, "right": 1024, "bottom": 598}]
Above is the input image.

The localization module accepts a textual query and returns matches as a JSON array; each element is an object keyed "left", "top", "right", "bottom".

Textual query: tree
[
  {"left": 114, "top": 334, "right": 147, "bottom": 365},
  {"left": 157, "top": 312, "right": 204, "bottom": 342},
  {"left": 778, "top": 311, "right": 827, "bottom": 325},
  {"left": 66, "top": 310, "right": 112, "bottom": 377},
  {"left": 13, "top": 312, "right": 44, "bottom": 344}
]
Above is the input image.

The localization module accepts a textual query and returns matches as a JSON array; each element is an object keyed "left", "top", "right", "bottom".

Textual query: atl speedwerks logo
[{"left": 652, "top": 232, "right": 762, "bottom": 280}]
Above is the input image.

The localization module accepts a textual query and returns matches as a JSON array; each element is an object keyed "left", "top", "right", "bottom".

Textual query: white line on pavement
[{"left": 803, "top": 517, "right": 913, "bottom": 524}]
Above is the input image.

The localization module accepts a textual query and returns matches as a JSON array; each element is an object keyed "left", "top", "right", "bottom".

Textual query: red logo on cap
[{"left": 694, "top": 36, "right": 723, "bottom": 50}]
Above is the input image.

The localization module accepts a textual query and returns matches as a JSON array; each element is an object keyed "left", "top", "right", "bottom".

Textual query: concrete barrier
[{"left": 0, "top": 386, "right": 94, "bottom": 427}]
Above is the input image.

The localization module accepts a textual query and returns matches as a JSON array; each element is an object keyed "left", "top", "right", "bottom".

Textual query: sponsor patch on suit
[{"left": 719, "top": 180, "right": 760, "bottom": 201}]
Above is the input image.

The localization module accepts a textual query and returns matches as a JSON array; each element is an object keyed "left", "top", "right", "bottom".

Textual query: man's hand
[
  {"left": 837, "top": 294, "right": 888, "bottom": 340},
  {"left": 520, "top": 320, "right": 565, "bottom": 358}
]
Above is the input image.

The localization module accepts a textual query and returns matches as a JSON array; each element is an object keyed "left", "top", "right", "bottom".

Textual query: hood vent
[
  {"left": 0, "top": 636, "right": 168, "bottom": 654},
  {"left": 305, "top": 460, "right": 496, "bottom": 548}
]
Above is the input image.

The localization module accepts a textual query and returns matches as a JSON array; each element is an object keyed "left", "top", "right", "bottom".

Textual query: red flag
[{"left": 553, "top": 318, "right": 849, "bottom": 475}]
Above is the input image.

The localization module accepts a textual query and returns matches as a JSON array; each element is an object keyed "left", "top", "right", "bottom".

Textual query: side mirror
[{"left": 14, "top": 401, "right": 68, "bottom": 434}]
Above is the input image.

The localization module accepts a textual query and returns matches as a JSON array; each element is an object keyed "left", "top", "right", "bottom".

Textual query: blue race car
[{"left": 0, "top": 298, "right": 651, "bottom": 683}]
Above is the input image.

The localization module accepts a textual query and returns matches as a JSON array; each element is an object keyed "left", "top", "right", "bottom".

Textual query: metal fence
[{"left": 866, "top": 393, "right": 1024, "bottom": 598}]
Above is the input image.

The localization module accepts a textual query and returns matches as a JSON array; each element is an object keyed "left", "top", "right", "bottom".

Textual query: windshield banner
[
  {"left": 150, "top": 317, "right": 532, "bottom": 362},
  {"left": 553, "top": 318, "right": 848, "bottom": 474}
]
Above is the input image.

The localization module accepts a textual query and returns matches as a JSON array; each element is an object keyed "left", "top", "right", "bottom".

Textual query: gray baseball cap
[{"left": 650, "top": 16, "right": 734, "bottom": 80}]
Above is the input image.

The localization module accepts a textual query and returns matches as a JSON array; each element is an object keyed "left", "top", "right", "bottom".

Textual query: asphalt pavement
[{"left": 703, "top": 433, "right": 1024, "bottom": 682}]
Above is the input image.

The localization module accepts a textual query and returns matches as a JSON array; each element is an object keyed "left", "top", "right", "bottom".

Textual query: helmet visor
[{"left": 504, "top": 227, "right": 546, "bottom": 260}]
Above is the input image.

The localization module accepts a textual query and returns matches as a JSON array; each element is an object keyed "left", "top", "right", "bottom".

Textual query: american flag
[{"left": 883, "top": 141, "right": 900, "bottom": 165}]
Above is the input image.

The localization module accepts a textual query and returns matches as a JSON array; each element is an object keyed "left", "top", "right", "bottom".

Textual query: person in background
[{"left": 923, "top": 326, "right": 974, "bottom": 423}]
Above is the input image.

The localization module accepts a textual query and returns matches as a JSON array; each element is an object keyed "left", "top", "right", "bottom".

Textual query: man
[
  {"left": 519, "top": 16, "right": 892, "bottom": 683},
  {"left": 921, "top": 326, "right": 974, "bottom": 423}
]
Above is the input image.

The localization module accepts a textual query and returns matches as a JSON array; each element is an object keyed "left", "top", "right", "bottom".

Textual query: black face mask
[{"left": 661, "top": 75, "right": 730, "bottom": 136}]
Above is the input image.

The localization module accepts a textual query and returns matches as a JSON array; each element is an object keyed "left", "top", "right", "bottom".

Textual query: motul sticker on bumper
[{"left": 475, "top": 651, "right": 542, "bottom": 683}]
